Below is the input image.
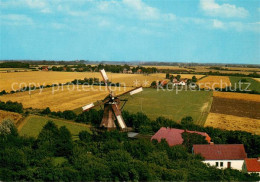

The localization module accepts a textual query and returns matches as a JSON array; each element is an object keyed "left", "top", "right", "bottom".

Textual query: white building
[{"left": 193, "top": 144, "right": 247, "bottom": 171}]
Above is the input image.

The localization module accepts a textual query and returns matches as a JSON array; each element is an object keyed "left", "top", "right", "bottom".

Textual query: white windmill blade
[
  {"left": 82, "top": 103, "right": 95, "bottom": 111},
  {"left": 111, "top": 105, "right": 127, "bottom": 129},
  {"left": 129, "top": 87, "right": 143, "bottom": 95},
  {"left": 100, "top": 69, "right": 109, "bottom": 83}
]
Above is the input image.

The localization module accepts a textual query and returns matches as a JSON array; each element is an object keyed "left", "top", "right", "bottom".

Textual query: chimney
[
  {"left": 210, "top": 142, "right": 214, "bottom": 145},
  {"left": 258, "top": 157, "right": 260, "bottom": 161}
]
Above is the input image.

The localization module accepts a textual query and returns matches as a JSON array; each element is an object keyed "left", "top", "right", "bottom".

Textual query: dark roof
[
  {"left": 151, "top": 127, "right": 211, "bottom": 146},
  {"left": 193, "top": 144, "right": 247, "bottom": 160},
  {"left": 245, "top": 158, "right": 260, "bottom": 172}
]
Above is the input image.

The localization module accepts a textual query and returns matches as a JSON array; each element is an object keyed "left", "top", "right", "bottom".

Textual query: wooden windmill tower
[{"left": 82, "top": 69, "right": 143, "bottom": 130}]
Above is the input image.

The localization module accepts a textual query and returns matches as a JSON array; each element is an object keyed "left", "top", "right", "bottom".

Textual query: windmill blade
[
  {"left": 100, "top": 69, "right": 112, "bottom": 94},
  {"left": 100, "top": 69, "right": 109, "bottom": 83},
  {"left": 111, "top": 104, "right": 127, "bottom": 129},
  {"left": 116, "top": 86, "right": 143, "bottom": 97},
  {"left": 82, "top": 97, "right": 110, "bottom": 112},
  {"left": 82, "top": 103, "right": 95, "bottom": 111}
]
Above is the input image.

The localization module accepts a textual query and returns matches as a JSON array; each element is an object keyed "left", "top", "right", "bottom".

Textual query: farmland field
[
  {"left": 122, "top": 88, "right": 213, "bottom": 125},
  {"left": 253, "top": 78, "right": 260, "bottom": 82},
  {"left": 0, "top": 86, "right": 133, "bottom": 111},
  {"left": 197, "top": 76, "right": 231, "bottom": 89},
  {"left": 0, "top": 110, "right": 22, "bottom": 124},
  {"left": 229, "top": 76, "right": 260, "bottom": 92},
  {"left": 205, "top": 113, "right": 260, "bottom": 135},
  {"left": 19, "top": 115, "right": 90, "bottom": 138},
  {"left": 213, "top": 91, "right": 260, "bottom": 102},
  {"left": 0, "top": 71, "right": 207, "bottom": 92},
  {"left": 210, "top": 97, "right": 260, "bottom": 119}
]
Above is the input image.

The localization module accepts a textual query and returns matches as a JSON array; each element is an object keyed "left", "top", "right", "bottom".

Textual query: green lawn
[
  {"left": 229, "top": 77, "right": 260, "bottom": 92},
  {"left": 122, "top": 88, "right": 213, "bottom": 125},
  {"left": 19, "top": 115, "right": 90, "bottom": 138}
]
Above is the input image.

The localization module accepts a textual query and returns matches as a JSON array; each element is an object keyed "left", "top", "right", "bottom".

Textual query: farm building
[
  {"left": 41, "top": 66, "right": 49, "bottom": 71},
  {"left": 193, "top": 144, "right": 247, "bottom": 171},
  {"left": 242, "top": 158, "right": 260, "bottom": 175},
  {"left": 151, "top": 127, "right": 211, "bottom": 146}
]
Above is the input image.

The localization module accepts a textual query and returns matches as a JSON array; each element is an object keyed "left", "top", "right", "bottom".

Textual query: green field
[
  {"left": 19, "top": 115, "right": 90, "bottom": 138},
  {"left": 122, "top": 88, "right": 213, "bottom": 125},
  {"left": 229, "top": 77, "right": 260, "bottom": 92}
]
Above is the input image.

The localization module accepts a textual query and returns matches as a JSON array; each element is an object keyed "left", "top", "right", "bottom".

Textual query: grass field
[
  {"left": 19, "top": 115, "right": 90, "bottom": 138},
  {"left": 0, "top": 86, "right": 133, "bottom": 111},
  {"left": 205, "top": 113, "right": 260, "bottom": 135},
  {"left": 213, "top": 91, "right": 260, "bottom": 102},
  {"left": 122, "top": 88, "right": 213, "bottom": 125},
  {"left": 0, "top": 110, "right": 22, "bottom": 124},
  {"left": 197, "top": 76, "right": 231, "bottom": 89},
  {"left": 229, "top": 77, "right": 260, "bottom": 92}
]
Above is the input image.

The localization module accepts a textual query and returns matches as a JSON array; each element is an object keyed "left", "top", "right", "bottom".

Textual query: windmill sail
[
  {"left": 116, "top": 86, "right": 143, "bottom": 97},
  {"left": 111, "top": 104, "right": 127, "bottom": 129}
]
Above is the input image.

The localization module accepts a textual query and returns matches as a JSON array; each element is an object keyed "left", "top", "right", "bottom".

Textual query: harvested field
[
  {"left": 197, "top": 76, "right": 231, "bottom": 89},
  {"left": 210, "top": 97, "right": 260, "bottom": 119},
  {"left": 213, "top": 91, "right": 260, "bottom": 102},
  {"left": 253, "top": 78, "right": 260, "bottom": 82},
  {"left": 0, "top": 86, "right": 133, "bottom": 111},
  {"left": 0, "top": 110, "right": 22, "bottom": 124},
  {"left": 205, "top": 113, "right": 260, "bottom": 135},
  {"left": 0, "top": 71, "right": 167, "bottom": 91},
  {"left": 170, "top": 74, "right": 205, "bottom": 79},
  {"left": 19, "top": 115, "right": 90, "bottom": 138}
]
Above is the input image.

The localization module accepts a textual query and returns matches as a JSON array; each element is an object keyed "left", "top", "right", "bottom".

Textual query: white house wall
[{"left": 203, "top": 160, "right": 244, "bottom": 171}]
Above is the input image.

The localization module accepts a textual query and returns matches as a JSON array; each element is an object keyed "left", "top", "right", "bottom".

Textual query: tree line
[
  {"left": 0, "top": 62, "right": 29, "bottom": 68},
  {"left": 0, "top": 119, "right": 259, "bottom": 181}
]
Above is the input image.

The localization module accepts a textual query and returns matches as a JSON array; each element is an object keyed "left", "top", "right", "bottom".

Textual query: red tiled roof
[
  {"left": 151, "top": 127, "right": 211, "bottom": 146},
  {"left": 245, "top": 158, "right": 260, "bottom": 172},
  {"left": 193, "top": 144, "right": 247, "bottom": 160}
]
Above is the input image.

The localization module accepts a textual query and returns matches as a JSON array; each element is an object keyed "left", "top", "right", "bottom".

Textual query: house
[
  {"left": 151, "top": 127, "right": 211, "bottom": 146},
  {"left": 41, "top": 66, "right": 49, "bottom": 71},
  {"left": 123, "top": 68, "right": 128, "bottom": 74},
  {"left": 127, "top": 70, "right": 133, "bottom": 74},
  {"left": 193, "top": 144, "right": 247, "bottom": 171},
  {"left": 243, "top": 158, "right": 260, "bottom": 175},
  {"left": 136, "top": 69, "right": 142, "bottom": 74}
]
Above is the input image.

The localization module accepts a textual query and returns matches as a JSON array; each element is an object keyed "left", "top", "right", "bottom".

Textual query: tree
[
  {"left": 56, "top": 126, "right": 73, "bottom": 157},
  {"left": 0, "top": 119, "right": 18, "bottom": 137},
  {"left": 191, "top": 76, "right": 197, "bottom": 82},
  {"left": 166, "top": 73, "right": 170, "bottom": 79},
  {"left": 42, "top": 107, "right": 51, "bottom": 115},
  {"left": 150, "top": 81, "right": 157, "bottom": 88},
  {"left": 182, "top": 132, "right": 208, "bottom": 152},
  {"left": 181, "top": 116, "right": 193, "bottom": 128},
  {"left": 176, "top": 75, "right": 181, "bottom": 81},
  {"left": 36, "top": 121, "right": 60, "bottom": 156}
]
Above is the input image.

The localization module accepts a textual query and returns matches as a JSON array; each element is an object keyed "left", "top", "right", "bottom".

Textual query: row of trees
[
  {"left": 0, "top": 120, "right": 259, "bottom": 181},
  {"left": 0, "top": 101, "right": 23, "bottom": 113},
  {"left": 0, "top": 62, "right": 29, "bottom": 68},
  {"left": 49, "top": 64, "right": 158, "bottom": 74}
]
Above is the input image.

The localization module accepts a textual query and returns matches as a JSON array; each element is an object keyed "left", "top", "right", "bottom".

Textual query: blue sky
[{"left": 0, "top": 0, "right": 259, "bottom": 64}]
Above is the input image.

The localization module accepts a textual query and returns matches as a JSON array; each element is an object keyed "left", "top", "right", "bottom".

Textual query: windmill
[{"left": 82, "top": 69, "right": 143, "bottom": 130}]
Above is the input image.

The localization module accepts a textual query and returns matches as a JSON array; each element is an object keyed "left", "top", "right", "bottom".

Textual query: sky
[{"left": 0, "top": 0, "right": 260, "bottom": 64}]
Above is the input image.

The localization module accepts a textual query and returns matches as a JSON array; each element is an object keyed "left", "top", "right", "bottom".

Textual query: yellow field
[
  {"left": 197, "top": 76, "right": 231, "bottom": 89},
  {"left": 0, "top": 71, "right": 169, "bottom": 91},
  {"left": 0, "top": 110, "right": 22, "bottom": 124},
  {"left": 143, "top": 65, "right": 192, "bottom": 71},
  {"left": 253, "top": 78, "right": 260, "bottom": 82},
  {"left": 205, "top": 113, "right": 260, "bottom": 135},
  {"left": 0, "top": 86, "right": 133, "bottom": 111},
  {"left": 213, "top": 91, "right": 260, "bottom": 102},
  {"left": 0, "top": 71, "right": 208, "bottom": 92}
]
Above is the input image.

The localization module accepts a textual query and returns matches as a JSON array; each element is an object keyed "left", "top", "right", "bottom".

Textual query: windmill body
[{"left": 82, "top": 69, "right": 143, "bottom": 130}]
